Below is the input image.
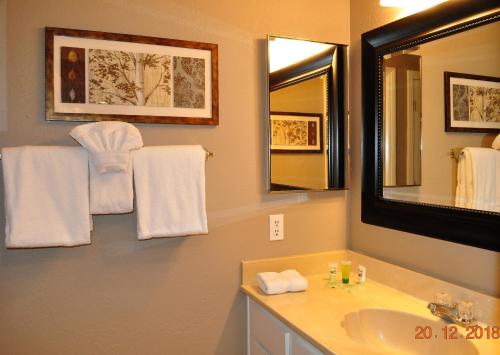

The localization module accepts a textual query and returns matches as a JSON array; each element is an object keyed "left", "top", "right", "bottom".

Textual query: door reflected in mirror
[
  {"left": 267, "top": 36, "right": 348, "bottom": 192},
  {"left": 383, "top": 53, "right": 422, "bottom": 187}
]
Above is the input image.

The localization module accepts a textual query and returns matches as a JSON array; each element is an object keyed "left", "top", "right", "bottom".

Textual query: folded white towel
[
  {"left": 257, "top": 269, "right": 308, "bottom": 295},
  {"left": 280, "top": 269, "right": 309, "bottom": 292},
  {"left": 70, "top": 121, "right": 143, "bottom": 214},
  {"left": 456, "top": 147, "right": 499, "bottom": 212},
  {"left": 89, "top": 164, "right": 134, "bottom": 214},
  {"left": 70, "top": 121, "right": 143, "bottom": 173},
  {"left": 132, "top": 146, "right": 208, "bottom": 239},
  {"left": 1, "top": 146, "right": 91, "bottom": 248},
  {"left": 455, "top": 149, "right": 474, "bottom": 209},
  {"left": 257, "top": 272, "right": 290, "bottom": 295}
]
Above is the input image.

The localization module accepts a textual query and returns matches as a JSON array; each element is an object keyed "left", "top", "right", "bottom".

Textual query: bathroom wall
[
  {"left": 349, "top": 0, "right": 500, "bottom": 297},
  {"left": 0, "top": 0, "right": 349, "bottom": 354}
]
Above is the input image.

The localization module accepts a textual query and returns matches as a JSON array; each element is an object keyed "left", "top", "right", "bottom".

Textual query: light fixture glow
[
  {"left": 269, "top": 38, "right": 333, "bottom": 73},
  {"left": 380, "top": 0, "right": 448, "bottom": 13}
]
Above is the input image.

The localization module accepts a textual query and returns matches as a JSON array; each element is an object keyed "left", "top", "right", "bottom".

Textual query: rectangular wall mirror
[
  {"left": 361, "top": 2, "right": 500, "bottom": 250},
  {"left": 267, "top": 36, "right": 348, "bottom": 192}
]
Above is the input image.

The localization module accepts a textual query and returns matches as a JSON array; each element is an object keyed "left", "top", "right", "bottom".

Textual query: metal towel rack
[
  {"left": 448, "top": 147, "right": 463, "bottom": 161},
  {"left": 0, "top": 148, "right": 214, "bottom": 161}
]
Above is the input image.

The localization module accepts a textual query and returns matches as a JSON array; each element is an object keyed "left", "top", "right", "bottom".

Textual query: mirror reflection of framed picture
[
  {"left": 270, "top": 112, "right": 322, "bottom": 153},
  {"left": 445, "top": 71, "right": 500, "bottom": 133}
]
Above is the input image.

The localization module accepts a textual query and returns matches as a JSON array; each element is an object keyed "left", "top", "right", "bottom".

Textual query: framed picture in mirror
[
  {"left": 445, "top": 71, "right": 500, "bottom": 132},
  {"left": 270, "top": 112, "right": 322, "bottom": 153}
]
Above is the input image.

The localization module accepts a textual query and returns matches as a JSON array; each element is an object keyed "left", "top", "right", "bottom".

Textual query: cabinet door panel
[
  {"left": 249, "top": 299, "right": 290, "bottom": 355},
  {"left": 292, "top": 335, "right": 324, "bottom": 355},
  {"left": 250, "top": 339, "right": 271, "bottom": 355}
]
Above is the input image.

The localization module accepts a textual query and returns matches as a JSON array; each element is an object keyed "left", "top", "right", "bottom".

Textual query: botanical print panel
[
  {"left": 270, "top": 113, "right": 322, "bottom": 152},
  {"left": 272, "top": 120, "right": 308, "bottom": 147},
  {"left": 453, "top": 84, "right": 500, "bottom": 122},
  {"left": 173, "top": 57, "right": 205, "bottom": 109},
  {"left": 89, "top": 49, "right": 172, "bottom": 107},
  {"left": 60, "top": 47, "right": 85, "bottom": 103}
]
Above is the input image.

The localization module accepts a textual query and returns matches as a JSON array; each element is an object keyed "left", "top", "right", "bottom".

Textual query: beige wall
[
  {"left": 0, "top": 0, "right": 349, "bottom": 354},
  {"left": 349, "top": 0, "right": 500, "bottom": 298}
]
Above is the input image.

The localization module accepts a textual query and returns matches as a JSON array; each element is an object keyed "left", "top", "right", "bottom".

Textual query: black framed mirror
[
  {"left": 267, "top": 36, "right": 348, "bottom": 192},
  {"left": 361, "top": 1, "right": 500, "bottom": 251}
]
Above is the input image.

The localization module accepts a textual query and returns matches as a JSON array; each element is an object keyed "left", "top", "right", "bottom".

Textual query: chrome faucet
[{"left": 427, "top": 299, "right": 476, "bottom": 327}]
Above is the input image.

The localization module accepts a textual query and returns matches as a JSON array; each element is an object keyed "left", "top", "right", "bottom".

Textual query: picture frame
[
  {"left": 45, "top": 27, "right": 218, "bottom": 125},
  {"left": 444, "top": 71, "right": 499, "bottom": 133},
  {"left": 270, "top": 112, "right": 323, "bottom": 153}
]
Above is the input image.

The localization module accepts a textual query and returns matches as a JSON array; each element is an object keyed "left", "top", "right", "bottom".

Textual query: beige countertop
[{"left": 241, "top": 251, "right": 500, "bottom": 354}]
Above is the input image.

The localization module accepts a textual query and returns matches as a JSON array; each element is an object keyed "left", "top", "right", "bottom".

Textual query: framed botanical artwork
[
  {"left": 270, "top": 112, "right": 323, "bottom": 153},
  {"left": 45, "top": 27, "right": 218, "bottom": 125},
  {"left": 444, "top": 71, "right": 499, "bottom": 132}
]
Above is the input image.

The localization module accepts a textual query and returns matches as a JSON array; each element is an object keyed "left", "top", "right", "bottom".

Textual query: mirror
[
  {"left": 362, "top": 2, "right": 500, "bottom": 251},
  {"left": 267, "top": 36, "right": 348, "bottom": 192}
]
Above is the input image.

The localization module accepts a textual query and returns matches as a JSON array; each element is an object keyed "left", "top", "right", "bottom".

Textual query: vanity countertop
[{"left": 241, "top": 252, "right": 500, "bottom": 354}]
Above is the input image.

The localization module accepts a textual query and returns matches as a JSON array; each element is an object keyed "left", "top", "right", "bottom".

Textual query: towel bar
[
  {"left": 448, "top": 147, "right": 463, "bottom": 161},
  {"left": 204, "top": 149, "right": 214, "bottom": 160},
  {"left": 0, "top": 149, "right": 214, "bottom": 161}
]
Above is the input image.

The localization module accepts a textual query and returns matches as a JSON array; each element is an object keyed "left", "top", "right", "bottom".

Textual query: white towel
[
  {"left": 1, "top": 146, "right": 91, "bottom": 248},
  {"left": 280, "top": 269, "right": 309, "bottom": 292},
  {"left": 455, "top": 147, "right": 499, "bottom": 212},
  {"left": 88, "top": 164, "right": 134, "bottom": 214},
  {"left": 132, "top": 146, "right": 208, "bottom": 239},
  {"left": 455, "top": 149, "right": 474, "bottom": 209},
  {"left": 257, "top": 270, "right": 308, "bottom": 295},
  {"left": 70, "top": 121, "right": 143, "bottom": 214},
  {"left": 257, "top": 272, "right": 290, "bottom": 295}
]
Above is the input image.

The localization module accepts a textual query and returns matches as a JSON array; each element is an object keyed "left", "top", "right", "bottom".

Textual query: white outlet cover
[{"left": 269, "top": 214, "right": 284, "bottom": 241}]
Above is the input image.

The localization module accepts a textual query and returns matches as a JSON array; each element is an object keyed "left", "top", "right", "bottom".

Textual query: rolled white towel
[
  {"left": 280, "top": 269, "right": 308, "bottom": 292},
  {"left": 257, "top": 272, "right": 290, "bottom": 295}
]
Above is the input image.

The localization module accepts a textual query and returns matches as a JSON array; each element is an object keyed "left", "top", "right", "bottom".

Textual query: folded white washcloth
[
  {"left": 257, "top": 269, "right": 308, "bottom": 295},
  {"left": 132, "top": 146, "right": 208, "bottom": 239},
  {"left": 1, "top": 146, "right": 91, "bottom": 248},
  {"left": 257, "top": 272, "right": 290, "bottom": 295},
  {"left": 70, "top": 121, "right": 143, "bottom": 214},
  {"left": 280, "top": 269, "right": 308, "bottom": 292}
]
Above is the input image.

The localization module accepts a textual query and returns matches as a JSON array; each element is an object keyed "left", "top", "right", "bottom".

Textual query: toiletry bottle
[
  {"left": 327, "top": 262, "right": 337, "bottom": 288},
  {"left": 341, "top": 260, "right": 351, "bottom": 284},
  {"left": 358, "top": 265, "right": 366, "bottom": 285}
]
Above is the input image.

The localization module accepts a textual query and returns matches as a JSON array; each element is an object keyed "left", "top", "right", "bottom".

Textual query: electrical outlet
[{"left": 269, "top": 214, "right": 284, "bottom": 241}]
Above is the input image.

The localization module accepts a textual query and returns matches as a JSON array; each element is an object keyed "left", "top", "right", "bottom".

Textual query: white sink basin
[{"left": 342, "top": 308, "right": 478, "bottom": 355}]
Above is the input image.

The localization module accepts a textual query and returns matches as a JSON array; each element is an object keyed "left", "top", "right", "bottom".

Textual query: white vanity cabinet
[{"left": 246, "top": 297, "right": 325, "bottom": 355}]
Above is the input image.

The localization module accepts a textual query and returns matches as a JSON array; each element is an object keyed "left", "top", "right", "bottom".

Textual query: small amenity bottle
[
  {"left": 327, "top": 262, "right": 337, "bottom": 288},
  {"left": 357, "top": 265, "right": 366, "bottom": 285},
  {"left": 341, "top": 260, "right": 351, "bottom": 284}
]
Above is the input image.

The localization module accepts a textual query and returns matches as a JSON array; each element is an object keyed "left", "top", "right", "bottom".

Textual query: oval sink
[{"left": 342, "top": 308, "right": 478, "bottom": 355}]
